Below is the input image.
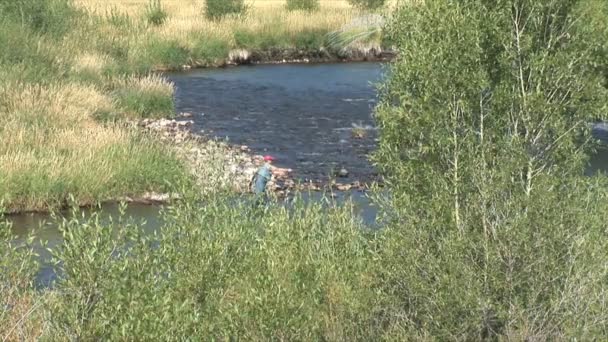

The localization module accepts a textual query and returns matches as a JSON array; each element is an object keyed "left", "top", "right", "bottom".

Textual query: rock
[
  {"left": 229, "top": 49, "right": 251, "bottom": 64},
  {"left": 177, "top": 120, "right": 193, "bottom": 127},
  {"left": 338, "top": 168, "right": 349, "bottom": 178},
  {"left": 178, "top": 112, "right": 193, "bottom": 118},
  {"left": 335, "top": 183, "right": 352, "bottom": 191}
]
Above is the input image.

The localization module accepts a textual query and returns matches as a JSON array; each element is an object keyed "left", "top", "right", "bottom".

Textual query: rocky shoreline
[{"left": 135, "top": 115, "right": 373, "bottom": 199}]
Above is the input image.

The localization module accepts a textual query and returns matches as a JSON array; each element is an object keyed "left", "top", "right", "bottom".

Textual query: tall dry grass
[{"left": 0, "top": 81, "right": 185, "bottom": 212}]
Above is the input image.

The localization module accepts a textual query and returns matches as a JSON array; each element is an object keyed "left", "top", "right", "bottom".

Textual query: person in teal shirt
[{"left": 251, "top": 155, "right": 276, "bottom": 205}]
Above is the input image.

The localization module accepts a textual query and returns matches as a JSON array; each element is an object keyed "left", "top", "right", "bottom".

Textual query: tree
[{"left": 374, "top": 0, "right": 608, "bottom": 339}]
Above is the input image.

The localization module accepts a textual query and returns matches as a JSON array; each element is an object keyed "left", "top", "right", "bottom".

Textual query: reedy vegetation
[{"left": 2, "top": 0, "right": 608, "bottom": 340}]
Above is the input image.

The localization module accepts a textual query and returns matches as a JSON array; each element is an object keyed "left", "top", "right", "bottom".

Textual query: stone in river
[{"left": 338, "top": 168, "right": 349, "bottom": 178}]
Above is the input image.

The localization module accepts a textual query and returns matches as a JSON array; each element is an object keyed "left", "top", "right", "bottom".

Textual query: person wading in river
[{"left": 250, "top": 155, "right": 292, "bottom": 204}]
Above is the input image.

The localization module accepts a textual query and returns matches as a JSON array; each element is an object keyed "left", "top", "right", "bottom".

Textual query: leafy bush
[
  {"left": 44, "top": 196, "right": 377, "bottom": 339},
  {"left": 0, "top": 222, "right": 41, "bottom": 341},
  {"left": 286, "top": 0, "right": 320, "bottom": 12},
  {"left": 374, "top": 0, "right": 608, "bottom": 339},
  {"left": 347, "top": 0, "right": 386, "bottom": 10},
  {"left": 145, "top": 0, "right": 168, "bottom": 26},
  {"left": 204, "top": 0, "right": 247, "bottom": 20}
]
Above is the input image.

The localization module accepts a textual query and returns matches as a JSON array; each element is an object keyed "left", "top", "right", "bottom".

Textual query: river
[{"left": 5, "top": 62, "right": 608, "bottom": 286}]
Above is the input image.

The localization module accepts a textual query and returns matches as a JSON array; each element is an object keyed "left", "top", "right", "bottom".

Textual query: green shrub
[
  {"left": 145, "top": 0, "right": 168, "bottom": 26},
  {"left": 347, "top": 0, "right": 386, "bottom": 10},
  {"left": 204, "top": 0, "right": 247, "bottom": 20},
  {"left": 286, "top": 0, "right": 320, "bottom": 12},
  {"left": 375, "top": 0, "right": 608, "bottom": 339},
  {"left": 44, "top": 195, "right": 377, "bottom": 339},
  {"left": 0, "top": 221, "right": 40, "bottom": 340}
]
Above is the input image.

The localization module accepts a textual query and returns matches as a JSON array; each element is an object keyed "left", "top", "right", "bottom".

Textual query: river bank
[{"left": 0, "top": 0, "right": 389, "bottom": 214}]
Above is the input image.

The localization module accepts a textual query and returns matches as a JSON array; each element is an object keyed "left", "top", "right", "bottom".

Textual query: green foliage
[
  {"left": 0, "top": 0, "right": 77, "bottom": 37},
  {"left": 347, "top": 0, "right": 386, "bottom": 10},
  {"left": 141, "top": 38, "right": 191, "bottom": 69},
  {"left": 145, "top": 0, "right": 168, "bottom": 26},
  {"left": 191, "top": 36, "right": 230, "bottom": 64},
  {"left": 234, "top": 28, "right": 328, "bottom": 50},
  {"left": 293, "top": 29, "right": 328, "bottom": 49},
  {"left": 286, "top": 0, "right": 320, "bottom": 12},
  {"left": 204, "top": 0, "right": 247, "bottom": 20},
  {"left": 374, "top": 0, "right": 608, "bottom": 339},
  {"left": 44, "top": 196, "right": 377, "bottom": 339},
  {"left": 0, "top": 220, "right": 39, "bottom": 340},
  {"left": 112, "top": 84, "right": 174, "bottom": 119},
  {"left": 0, "top": 21, "right": 69, "bottom": 84},
  {"left": 0, "top": 135, "right": 187, "bottom": 212}
]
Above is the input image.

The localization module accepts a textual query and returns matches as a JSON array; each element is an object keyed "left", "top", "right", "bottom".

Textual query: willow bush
[
  {"left": 374, "top": 0, "right": 608, "bottom": 339},
  {"left": 44, "top": 195, "right": 377, "bottom": 340},
  {"left": 0, "top": 220, "right": 42, "bottom": 340}
]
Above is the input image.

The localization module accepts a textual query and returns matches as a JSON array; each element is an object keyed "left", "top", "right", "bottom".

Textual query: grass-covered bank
[
  {"left": 0, "top": 0, "right": 388, "bottom": 213},
  {"left": 74, "top": 0, "right": 389, "bottom": 69},
  {"left": 0, "top": 1, "right": 188, "bottom": 213}
]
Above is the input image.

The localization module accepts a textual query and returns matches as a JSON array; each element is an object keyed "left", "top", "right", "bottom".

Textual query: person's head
[{"left": 263, "top": 155, "right": 275, "bottom": 164}]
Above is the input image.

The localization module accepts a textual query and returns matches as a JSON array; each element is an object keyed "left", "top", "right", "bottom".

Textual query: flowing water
[
  {"left": 170, "top": 62, "right": 385, "bottom": 182},
  {"left": 5, "top": 62, "right": 608, "bottom": 285}
]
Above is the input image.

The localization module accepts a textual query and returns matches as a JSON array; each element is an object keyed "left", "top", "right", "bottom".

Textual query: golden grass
[
  {"left": 0, "top": 79, "right": 173, "bottom": 211},
  {"left": 75, "top": 0, "right": 362, "bottom": 46}
]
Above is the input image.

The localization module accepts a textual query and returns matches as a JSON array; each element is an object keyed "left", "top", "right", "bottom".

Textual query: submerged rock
[{"left": 338, "top": 168, "right": 349, "bottom": 178}]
